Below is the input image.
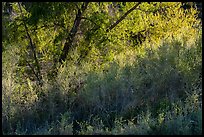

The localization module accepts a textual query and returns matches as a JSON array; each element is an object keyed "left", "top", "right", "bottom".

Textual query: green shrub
[{"left": 2, "top": 29, "right": 201, "bottom": 135}]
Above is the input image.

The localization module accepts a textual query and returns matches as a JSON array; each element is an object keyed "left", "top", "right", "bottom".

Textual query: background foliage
[{"left": 2, "top": 2, "right": 202, "bottom": 135}]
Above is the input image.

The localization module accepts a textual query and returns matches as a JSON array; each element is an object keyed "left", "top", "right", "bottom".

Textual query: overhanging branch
[{"left": 106, "top": 2, "right": 141, "bottom": 32}]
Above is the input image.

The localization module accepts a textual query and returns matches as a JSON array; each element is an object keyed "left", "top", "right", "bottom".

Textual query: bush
[{"left": 2, "top": 32, "right": 202, "bottom": 135}]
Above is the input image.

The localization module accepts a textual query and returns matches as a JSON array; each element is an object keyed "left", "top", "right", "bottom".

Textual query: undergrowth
[{"left": 2, "top": 36, "right": 202, "bottom": 135}]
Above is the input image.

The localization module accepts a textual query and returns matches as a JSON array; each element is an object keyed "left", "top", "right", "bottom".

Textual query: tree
[{"left": 2, "top": 2, "right": 200, "bottom": 83}]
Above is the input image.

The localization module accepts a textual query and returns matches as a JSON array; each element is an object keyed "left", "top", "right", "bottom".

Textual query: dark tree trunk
[{"left": 59, "top": 2, "right": 89, "bottom": 64}]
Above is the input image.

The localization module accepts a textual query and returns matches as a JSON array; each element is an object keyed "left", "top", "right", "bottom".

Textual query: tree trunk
[{"left": 59, "top": 2, "right": 89, "bottom": 64}]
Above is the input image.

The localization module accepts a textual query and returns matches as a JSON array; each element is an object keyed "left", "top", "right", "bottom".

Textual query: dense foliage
[{"left": 2, "top": 2, "right": 202, "bottom": 135}]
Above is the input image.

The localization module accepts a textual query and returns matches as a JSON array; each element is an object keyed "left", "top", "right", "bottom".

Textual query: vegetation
[{"left": 2, "top": 2, "right": 202, "bottom": 135}]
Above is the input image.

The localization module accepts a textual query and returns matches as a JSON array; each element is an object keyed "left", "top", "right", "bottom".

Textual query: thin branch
[
  {"left": 80, "top": 16, "right": 98, "bottom": 26},
  {"left": 24, "top": 52, "right": 39, "bottom": 81},
  {"left": 106, "top": 2, "right": 141, "bottom": 32},
  {"left": 17, "top": 2, "right": 43, "bottom": 87}
]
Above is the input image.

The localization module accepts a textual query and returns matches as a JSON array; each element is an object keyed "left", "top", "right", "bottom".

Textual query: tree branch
[
  {"left": 80, "top": 16, "right": 98, "bottom": 26},
  {"left": 24, "top": 53, "right": 39, "bottom": 81},
  {"left": 106, "top": 2, "right": 141, "bottom": 32},
  {"left": 18, "top": 2, "right": 43, "bottom": 87}
]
